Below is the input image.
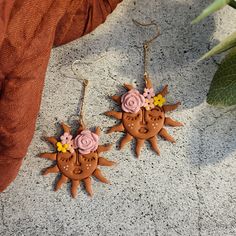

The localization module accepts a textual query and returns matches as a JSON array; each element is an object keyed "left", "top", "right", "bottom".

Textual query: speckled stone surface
[{"left": 1, "top": 1, "right": 236, "bottom": 235}]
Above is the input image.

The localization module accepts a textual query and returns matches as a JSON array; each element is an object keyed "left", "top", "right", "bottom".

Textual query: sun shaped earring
[
  {"left": 39, "top": 62, "right": 115, "bottom": 198},
  {"left": 105, "top": 20, "right": 183, "bottom": 157}
]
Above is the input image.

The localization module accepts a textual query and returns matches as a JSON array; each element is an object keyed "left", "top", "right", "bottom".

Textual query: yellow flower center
[
  {"left": 57, "top": 142, "right": 69, "bottom": 153},
  {"left": 154, "top": 94, "right": 166, "bottom": 107}
]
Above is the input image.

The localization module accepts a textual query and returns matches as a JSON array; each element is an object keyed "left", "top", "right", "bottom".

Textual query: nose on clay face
[
  {"left": 74, "top": 152, "right": 82, "bottom": 165},
  {"left": 140, "top": 108, "right": 147, "bottom": 125}
]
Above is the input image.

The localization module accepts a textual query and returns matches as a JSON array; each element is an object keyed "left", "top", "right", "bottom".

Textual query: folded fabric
[{"left": 0, "top": 0, "right": 121, "bottom": 192}]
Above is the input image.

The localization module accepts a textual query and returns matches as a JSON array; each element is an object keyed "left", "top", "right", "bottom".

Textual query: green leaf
[
  {"left": 229, "top": 0, "right": 236, "bottom": 8},
  {"left": 199, "top": 31, "right": 236, "bottom": 60},
  {"left": 207, "top": 47, "right": 236, "bottom": 106},
  {"left": 191, "top": 0, "right": 231, "bottom": 24}
]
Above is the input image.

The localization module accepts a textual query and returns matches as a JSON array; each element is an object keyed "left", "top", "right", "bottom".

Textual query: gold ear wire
[
  {"left": 70, "top": 60, "right": 89, "bottom": 128},
  {"left": 132, "top": 19, "right": 161, "bottom": 86},
  {"left": 132, "top": 19, "right": 160, "bottom": 46}
]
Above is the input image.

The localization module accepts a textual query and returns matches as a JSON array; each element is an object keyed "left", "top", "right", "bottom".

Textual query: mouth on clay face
[
  {"left": 138, "top": 127, "right": 149, "bottom": 134},
  {"left": 73, "top": 167, "right": 82, "bottom": 175}
]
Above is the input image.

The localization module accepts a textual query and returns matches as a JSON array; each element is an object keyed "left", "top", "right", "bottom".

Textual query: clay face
[
  {"left": 123, "top": 107, "right": 165, "bottom": 139},
  {"left": 57, "top": 150, "right": 98, "bottom": 180}
]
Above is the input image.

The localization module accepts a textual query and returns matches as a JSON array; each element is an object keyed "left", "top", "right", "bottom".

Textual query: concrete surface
[{"left": 1, "top": 0, "right": 236, "bottom": 235}]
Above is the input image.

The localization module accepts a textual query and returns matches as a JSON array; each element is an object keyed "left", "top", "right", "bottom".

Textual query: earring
[
  {"left": 105, "top": 20, "right": 183, "bottom": 157},
  {"left": 39, "top": 61, "right": 115, "bottom": 198}
]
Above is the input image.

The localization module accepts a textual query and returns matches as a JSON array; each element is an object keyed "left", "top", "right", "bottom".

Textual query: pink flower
[
  {"left": 144, "top": 98, "right": 155, "bottom": 111},
  {"left": 60, "top": 132, "right": 75, "bottom": 153},
  {"left": 67, "top": 142, "right": 75, "bottom": 154},
  {"left": 143, "top": 88, "right": 155, "bottom": 99},
  {"left": 74, "top": 130, "right": 99, "bottom": 154},
  {"left": 60, "top": 132, "right": 73, "bottom": 145},
  {"left": 121, "top": 89, "right": 145, "bottom": 113}
]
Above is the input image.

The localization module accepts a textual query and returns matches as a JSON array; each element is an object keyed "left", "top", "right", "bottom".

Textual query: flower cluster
[
  {"left": 121, "top": 87, "right": 166, "bottom": 113},
  {"left": 144, "top": 88, "right": 166, "bottom": 110},
  {"left": 59, "top": 132, "right": 74, "bottom": 153},
  {"left": 56, "top": 130, "right": 99, "bottom": 155}
]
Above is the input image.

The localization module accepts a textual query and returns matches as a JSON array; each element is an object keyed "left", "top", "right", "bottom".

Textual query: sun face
[
  {"left": 39, "top": 123, "right": 114, "bottom": 198},
  {"left": 105, "top": 76, "right": 183, "bottom": 157},
  {"left": 123, "top": 107, "right": 165, "bottom": 139},
  {"left": 56, "top": 151, "right": 98, "bottom": 180}
]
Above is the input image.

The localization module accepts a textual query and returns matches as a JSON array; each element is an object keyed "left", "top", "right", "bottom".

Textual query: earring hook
[
  {"left": 132, "top": 19, "right": 161, "bottom": 83},
  {"left": 132, "top": 19, "right": 160, "bottom": 46},
  {"left": 59, "top": 56, "right": 109, "bottom": 127},
  {"left": 71, "top": 60, "right": 89, "bottom": 128},
  {"left": 71, "top": 60, "right": 89, "bottom": 89}
]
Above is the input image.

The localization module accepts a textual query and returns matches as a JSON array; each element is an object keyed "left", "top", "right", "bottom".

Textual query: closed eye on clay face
[
  {"left": 81, "top": 155, "right": 96, "bottom": 162},
  {"left": 61, "top": 156, "right": 73, "bottom": 162},
  {"left": 126, "top": 113, "right": 140, "bottom": 121},
  {"left": 148, "top": 109, "right": 163, "bottom": 121}
]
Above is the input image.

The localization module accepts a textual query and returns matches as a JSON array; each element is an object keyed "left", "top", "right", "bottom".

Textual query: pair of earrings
[{"left": 39, "top": 20, "right": 183, "bottom": 198}]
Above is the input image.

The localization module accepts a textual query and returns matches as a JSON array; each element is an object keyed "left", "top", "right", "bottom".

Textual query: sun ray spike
[
  {"left": 104, "top": 111, "right": 122, "bottom": 120},
  {"left": 61, "top": 123, "right": 71, "bottom": 133},
  {"left": 136, "top": 139, "right": 145, "bottom": 157},
  {"left": 124, "top": 83, "right": 134, "bottom": 90},
  {"left": 45, "top": 136, "right": 58, "bottom": 146},
  {"left": 43, "top": 165, "right": 59, "bottom": 175},
  {"left": 39, "top": 152, "right": 57, "bottom": 161},
  {"left": 97, "top": 144, "right": 112, "bottom": 154},
  {"left": 84, "top": 177, "right": 93, "bottom": 196},
  {"left": 55, "top": 175, "right": 68, "bottom": 191},
  {"left": 98, "top": 157, "right": 115, "bottom": 166},
  {"left": 159, "top": 85, "right": 168, "bottom": 97},
  {"left": 165, "top": 117, "right": 183, "bottom": 127},
  {"left": 93, "top": 169, "right": 110, "bottom": 184},
  {"left": 71, "top": 180, "right": 80, "bottom": 198},
  {"left": 149, "top": 136, "right": 160, "bottom": 155},
  {"left": 111, "top": 95, "right": 121, "bottom": 104},
  {"left": 120, "top": 133, "right": 133, "bottom": 149},
  {"left": 159, "top": 128, "right": 176, "bottom": 143},
  {"left": 144, "top": 74, "right": 153, "bottom": 89},
  {"left": 163, "top": 102, "right": 181, "bottom": 112},
  {"left": 107, "top": 123, "right": 124, "bottom": 133},
  {"left": 76, "top": 121, "right": 86, "bottom": 134},
  {"left": 95, "top": 127, "right": 101, "bottom": 136}
]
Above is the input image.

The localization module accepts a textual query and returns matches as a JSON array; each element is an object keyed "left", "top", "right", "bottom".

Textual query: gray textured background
[{"left": 1, "top": 0, "right": 236, "bottom": 235}]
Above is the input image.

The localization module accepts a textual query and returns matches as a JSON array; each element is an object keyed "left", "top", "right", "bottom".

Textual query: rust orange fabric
[{"left": 0, "top": 0, "right": 121, "bottom": 192}]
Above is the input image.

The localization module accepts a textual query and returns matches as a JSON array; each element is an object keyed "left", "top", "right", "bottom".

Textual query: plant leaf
[
  {"left": 207, "top": 47, "right": 236, "bottom": 106},
  {"left": 229, "top": 0, "right": 236, "bottom": 8},
  {"left": 191, "top": 0, "right": 231, "bottom": 24},
  {"left": 199, "top": 31, "right": 236, "bottom": 60}
]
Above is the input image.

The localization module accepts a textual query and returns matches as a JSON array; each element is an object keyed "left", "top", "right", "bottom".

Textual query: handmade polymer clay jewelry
[
  {"left": 39, "top": 62, "right": 115, "bottom": 198},
  {"left": 105, "top": 20, "right": 183, "bottom": 157}
]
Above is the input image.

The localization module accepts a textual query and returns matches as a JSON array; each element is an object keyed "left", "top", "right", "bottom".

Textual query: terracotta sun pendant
[
  {"left": 39, "top": 123, "right": 114, "bottom": 198},
  {"left": 105, "top": 75, "right": 183, "bottom": 157}
]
